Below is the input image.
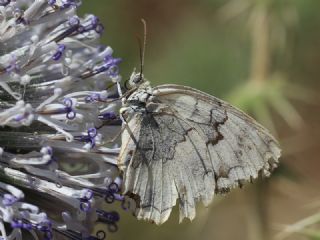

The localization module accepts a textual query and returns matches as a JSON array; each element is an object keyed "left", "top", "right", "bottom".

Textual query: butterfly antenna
[{"left": 139, "top": 18, "right": 147, "bottom": 79}]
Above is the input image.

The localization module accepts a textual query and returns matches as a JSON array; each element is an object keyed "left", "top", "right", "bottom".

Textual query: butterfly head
[{"left": 125, "top": 69, "right": 145, "bottom": 89}]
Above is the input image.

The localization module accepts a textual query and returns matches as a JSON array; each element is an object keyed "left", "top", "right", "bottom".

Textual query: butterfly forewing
[{"left": 119, "top": 84, "right": 281, "bottom": 225}]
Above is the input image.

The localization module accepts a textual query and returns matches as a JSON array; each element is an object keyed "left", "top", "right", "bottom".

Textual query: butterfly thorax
[
  {"left": 126, "top": 81, "right": 152, "bottom": 104},
  {"left": 121, "top": 78, "right": 156, "bottom": 117},
  {"left": 122, "top": 71, "right": 171, "bottom": 116}
]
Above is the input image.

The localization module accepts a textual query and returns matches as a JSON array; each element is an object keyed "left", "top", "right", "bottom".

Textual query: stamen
[
  {"left": 0, "top": 0, "right": 10, "bottom": 7},
  {"left": 36, "top": 88, "right": 62, "bottom": 111},
  {"left": 63, "top": 97, "right": 76, "bottom": 120},
  {"left": 52, "top": 44, "right": 66, "bottom": 61},
  {"left": 0, "top": 101, "right": 34, "bottom": 127},
  {"left": 47, "top": 0, "right": 56, "bottom": 6},
  {"left": 36, "top": 115, "right": 74, "bottom": 142},
  {"left": 74, "top": 127, "right": 99, "bottom": 149}
]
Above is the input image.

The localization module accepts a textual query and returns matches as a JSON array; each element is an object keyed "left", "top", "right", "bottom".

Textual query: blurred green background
[{"left": 79, "top": 1, "right": 320, "bottom": 240}]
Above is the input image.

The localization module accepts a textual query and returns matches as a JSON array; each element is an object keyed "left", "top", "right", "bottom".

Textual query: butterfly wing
[{"left": 119, "top": 84, "right": 281, "bottom": 224}]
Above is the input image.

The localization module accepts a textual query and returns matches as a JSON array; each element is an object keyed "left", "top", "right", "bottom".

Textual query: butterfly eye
[{"left": 133, "top": 75, "right": 142, "bottom": 84}]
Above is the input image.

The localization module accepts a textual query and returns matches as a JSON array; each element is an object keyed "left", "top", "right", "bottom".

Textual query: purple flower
[{"left": 0, "top": 1, "right": 126, "bottom": 239}]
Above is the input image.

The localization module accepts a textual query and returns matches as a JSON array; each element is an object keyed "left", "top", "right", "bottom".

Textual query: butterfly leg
[
  {"left": 103, "top": 126, "right": 125, "bottom": 144},
  {"left": 119, "top": 106, "right": 140, "bottom": 147}
]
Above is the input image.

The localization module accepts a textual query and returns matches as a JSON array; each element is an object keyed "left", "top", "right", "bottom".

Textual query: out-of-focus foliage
[{"left": 79, "top": 1, "right": 320, "bottom": 240}]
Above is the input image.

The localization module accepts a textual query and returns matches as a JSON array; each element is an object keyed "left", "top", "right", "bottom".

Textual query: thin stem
[
  {"left": 247, "top": 4, "right": 272, "bottom": 240},
  {"left": 249, "top": 5, "right": 270, "bottom": 85}
]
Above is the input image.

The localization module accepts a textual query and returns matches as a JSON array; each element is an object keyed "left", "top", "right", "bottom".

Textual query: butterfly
[{"left": 117, "top": 20, "right": 281, "bottom": 225}]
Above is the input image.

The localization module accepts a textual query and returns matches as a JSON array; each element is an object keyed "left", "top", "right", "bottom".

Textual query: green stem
[
  {"left": 249, "top": 5, "right": 270, "bottom": 85},
  {"left": 247, "top": 4, "right": 272, "bottom": 240}
]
